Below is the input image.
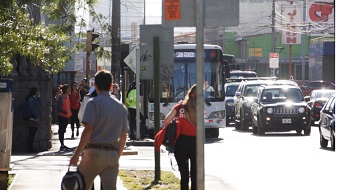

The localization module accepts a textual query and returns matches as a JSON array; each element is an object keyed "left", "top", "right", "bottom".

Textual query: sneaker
[
  {"left": 60, "top": 145, "right": 71, "bottom": 151},
  {"left": 76, "top": 129, "right": 79, "bottom": 137}
]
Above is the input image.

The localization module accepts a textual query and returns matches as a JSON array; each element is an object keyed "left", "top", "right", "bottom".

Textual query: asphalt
[{"left": 7, "top": 125, "right": 154, "bottom": 190}]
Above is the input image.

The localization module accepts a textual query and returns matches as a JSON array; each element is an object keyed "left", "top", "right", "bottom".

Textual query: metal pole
[
  {"left": 111, "top": 0, "right": 121, "bottom": 85},
  {"left": 86, "top": 52, "right": 90, "bottom": 78},
  {"left": 289, "top": 45, "right": 292, "bottom": 78},
  {"left": 136, "top": 47, "right": 141, "bottom": 140},
  {"left": 301, "top": 1, "right": 306, "bottom": 84},
  {"left": 196, "top": 0, "right": 205, "bottom": 189},
  {"left": 271, "top": 0, "right": 276, "bottom": 77},
  {"left": 153, "top": 36, "right": 161, "bottom": 181}
]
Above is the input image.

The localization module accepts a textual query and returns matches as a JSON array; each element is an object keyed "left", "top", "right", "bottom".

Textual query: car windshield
[
  {"left": 225, "top": 85, "right": 239, "bottom": 96},
  {"left": 316, "top": 91, "right": 335, "bottom": 99},
  {"left": 261, "top": 88, "right": 304, "bottom": 102}
]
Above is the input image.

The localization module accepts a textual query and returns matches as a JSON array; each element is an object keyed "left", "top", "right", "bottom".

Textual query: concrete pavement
[{"left": 8, "top": 124, "right": 153, "bottom": 190}]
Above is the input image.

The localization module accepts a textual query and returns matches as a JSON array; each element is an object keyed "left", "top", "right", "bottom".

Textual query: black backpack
[
  {"left": 61, "top": 167, "right": 86, "bottom": 190},
  {"left": 20, "top": 102, "right": 33, "bottom": 120}
]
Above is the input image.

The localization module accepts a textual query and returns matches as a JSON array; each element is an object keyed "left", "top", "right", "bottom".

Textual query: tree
[{"left": 0, "top": 0, "right": 111, "bottom": 77}]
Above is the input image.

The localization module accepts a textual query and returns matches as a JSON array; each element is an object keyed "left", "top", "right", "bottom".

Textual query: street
[{"left": 120, "top": 125, "right": 337, "bottom": 190}]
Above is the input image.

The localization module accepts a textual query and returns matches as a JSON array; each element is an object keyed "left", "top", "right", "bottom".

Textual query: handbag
[
  {"left": 61, "top": 166, "right": 86, "bottom": 190},
  {"left": 154, "top": 104, "right": 182, "bottom": 153}
]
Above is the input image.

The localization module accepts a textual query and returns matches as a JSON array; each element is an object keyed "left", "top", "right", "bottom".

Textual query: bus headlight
[
  {"left": 149, "top": 112, "right": 166, "bottom": 121},
  {"left": 298, "top": 107, "right": 305, "bottom": 113},
  {"left": 208, "top": 110, "right": 225, "bottom": 119}
]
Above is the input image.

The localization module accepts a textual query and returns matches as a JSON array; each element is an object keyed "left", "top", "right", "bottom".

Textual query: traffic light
[{"left": 86, "top": 31, "right": 100, "bottom": 52}]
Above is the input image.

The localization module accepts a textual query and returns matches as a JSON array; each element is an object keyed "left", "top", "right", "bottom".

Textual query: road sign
[
  {"left": 140, "top": 25, "right": 174, "bottom": 80},
  {"left": 123, "top": 48, "right": 137, "bottom": 73},
  {"left": 164, "top": 0, "right": 181, "bottom": 20},
  {"left": 162, "top": 0, "right": 239, "bottom": 27},
  {"left": 269, "top": 53, "right": 279, "bottom": 68}
]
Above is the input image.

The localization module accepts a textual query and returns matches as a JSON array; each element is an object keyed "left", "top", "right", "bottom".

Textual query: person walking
[
  {"left": 163, "top": 84, "right": 197, "bottom": 190},
  {"left": 26, "top": 87, "right": 41, "bottom": 153},
  {"left": 111, "top": 83, "right": 121, "bottom": 101},
  {"left": 70, "top": 81, "right": 81, "bottom": 138},
  {"left": 57, "top": 84, "right": 72, "bottom": 151},
  {"left": 70, "top": 70, "right": 128, "bottom": 190},
  {"left": 79, "top": 78, "right": 90, "bottom": 101}
]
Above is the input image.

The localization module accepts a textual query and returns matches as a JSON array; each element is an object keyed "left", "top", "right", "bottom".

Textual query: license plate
[{"left": 282, "top": 119, "right": 291, "bottom": 124}]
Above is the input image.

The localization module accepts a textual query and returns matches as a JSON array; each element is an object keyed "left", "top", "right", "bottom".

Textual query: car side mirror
[
  {"left": 235, "top": 91, "right": 241, "bottom": 97},
  {"left": 322, "top": 109, "right": 332, "bottom": 115},
  {"left": 304, "top": 96, "right": 310, "bottom": 102}
]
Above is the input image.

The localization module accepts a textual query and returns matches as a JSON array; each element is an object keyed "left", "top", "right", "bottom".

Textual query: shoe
[
  {"left": 71, "top": 133, "right": 74, "bottom": 139},
  {"left": 60, "top": 145, "right": 71, "bottom": 151},
  {"left": 76, "top": 129, "right": 79, "bottom": 137}
]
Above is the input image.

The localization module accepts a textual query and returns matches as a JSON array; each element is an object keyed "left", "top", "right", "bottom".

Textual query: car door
[{"left": 321, "top": 96, "right": 335, "bottom": 138}]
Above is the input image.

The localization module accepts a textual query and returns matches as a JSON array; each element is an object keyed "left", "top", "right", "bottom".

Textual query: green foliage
[{"left": 0, "top": 0, "right": 112, "bottom": 76}]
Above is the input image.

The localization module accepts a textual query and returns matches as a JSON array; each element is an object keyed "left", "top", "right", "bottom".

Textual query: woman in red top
[
  {"left": 57, "top": 84, "right": 72, "bottom": 151},
  {"left": 69, "top": 81, "right": 81, "bottom": 138},
  {"left": 164, "top": 84, "right": 197, "bottom": 190}
]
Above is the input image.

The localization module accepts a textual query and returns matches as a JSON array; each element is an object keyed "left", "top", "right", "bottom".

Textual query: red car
[{"left": 300, "top": 81, "right": 335, "bottom": 97}]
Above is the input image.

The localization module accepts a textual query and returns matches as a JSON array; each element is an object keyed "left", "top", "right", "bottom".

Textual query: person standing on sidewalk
[
  {"left": 26, "top": 87, "right": 41, "bottom": 153},
  {"left": 70, "top": 81, "right": 81, "bottom": 138},
  {"left": 111, "top": 83, "right": 121, "bottom": 101},
  {"left": 164, "top": 84, "right": 197, "bottom": 190},
  {"left": 70, "top": 70, "right": 128, "bottom": 190},
  {"left": 126, "top": 81, "right": 137, "bottom": 140},
  {"left": 57, "top": 84, "right": 72, "bottom": 151}
]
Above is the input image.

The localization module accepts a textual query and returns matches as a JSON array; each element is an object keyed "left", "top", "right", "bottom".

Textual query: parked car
[
  {"left": 305, "top": 89, "right": 335, "bottom": 126},
  {"left": 318, "top": 95, "right": 335, "bottom": 151},
  {"left": 224, "top": 82, "right": 240, "bottom": 126},
  {"left": 251, "top": 85, "right": 310, "bottom": 135},
  {"left": 300, "top": 80, "right": 335, "bottom": 97}
]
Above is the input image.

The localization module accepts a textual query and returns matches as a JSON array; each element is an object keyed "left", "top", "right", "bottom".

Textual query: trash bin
[{"left": 0, "top": 79, "right": 14, "bottom": 188}]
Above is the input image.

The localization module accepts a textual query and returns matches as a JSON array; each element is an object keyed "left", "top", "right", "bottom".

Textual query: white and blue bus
[{"left": 146, "top": 44, "right": 226, "bottom": 138}]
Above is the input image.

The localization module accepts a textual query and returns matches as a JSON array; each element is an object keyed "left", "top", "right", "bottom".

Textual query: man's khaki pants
[{"left": 78, "top": 148, "right": 119, "bottom": 190}]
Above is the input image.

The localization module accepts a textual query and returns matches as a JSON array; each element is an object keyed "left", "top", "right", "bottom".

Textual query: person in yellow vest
[{"left": 127, "top": 81, "right": 137, "bottom": 140}]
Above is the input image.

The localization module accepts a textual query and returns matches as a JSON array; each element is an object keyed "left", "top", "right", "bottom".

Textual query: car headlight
[
  {"left": 298, "top": 107, "right": 305, "bottom": 113},
  {"left": 208, "top": 110, "right": 225, "bottom": 119},
  {"left": 149, "top": 112, "right": 166, "bottom": 121},
  {"left": 226, "top": 102, "right": 234, "bottom": 107},
  {"left": 266, "top": 108, "right": 273, "bottom": 114}
]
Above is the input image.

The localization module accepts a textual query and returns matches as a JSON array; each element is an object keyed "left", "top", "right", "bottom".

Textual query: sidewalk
[{"left": 8, "top": 124, "right": 153, "bottom": 190}]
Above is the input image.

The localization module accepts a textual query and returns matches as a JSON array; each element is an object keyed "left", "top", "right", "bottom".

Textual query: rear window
[{"left": 230, "top": 72, "right": 257, "bottom": 79}]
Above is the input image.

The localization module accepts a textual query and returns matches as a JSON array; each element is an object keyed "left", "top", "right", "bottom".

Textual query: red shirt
[
  {"left": 70, "top": 92, "right": 80, "bottom": 110},
  {"left": 174, "top": 104, "right": 196, "bottom": 137}
]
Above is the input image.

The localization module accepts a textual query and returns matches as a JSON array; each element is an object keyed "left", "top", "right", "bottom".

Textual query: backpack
[
  {"left": 20, "top": 102, "right": 32, "bottom": 120},
  {"left": 61, "top": 167, "right": 86, "bottom": 190}
]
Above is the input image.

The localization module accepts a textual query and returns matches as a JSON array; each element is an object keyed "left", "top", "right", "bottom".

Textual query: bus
[
  {"left": 146, "top": 44, "right": 226, "bottom": 138},
  {"left": 223, "top": 54, "right": 239, "bottom": 70}
]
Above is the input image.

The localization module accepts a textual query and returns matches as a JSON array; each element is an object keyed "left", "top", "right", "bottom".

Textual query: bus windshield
[{"left": 148, "top": 47, "right": 225, "bottom": 103}]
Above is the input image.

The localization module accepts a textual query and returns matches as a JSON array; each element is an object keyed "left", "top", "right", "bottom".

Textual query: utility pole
[
  {"left": 111, "top": 0, "right": 121, "bottom": 84},
  {"left": 271, "top": 0, "right": 276, "bottom": 77}
]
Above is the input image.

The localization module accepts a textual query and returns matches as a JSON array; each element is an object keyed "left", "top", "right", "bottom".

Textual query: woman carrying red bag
[{"left": 163, "top": 84, "right": 197, "bottom": 190}]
